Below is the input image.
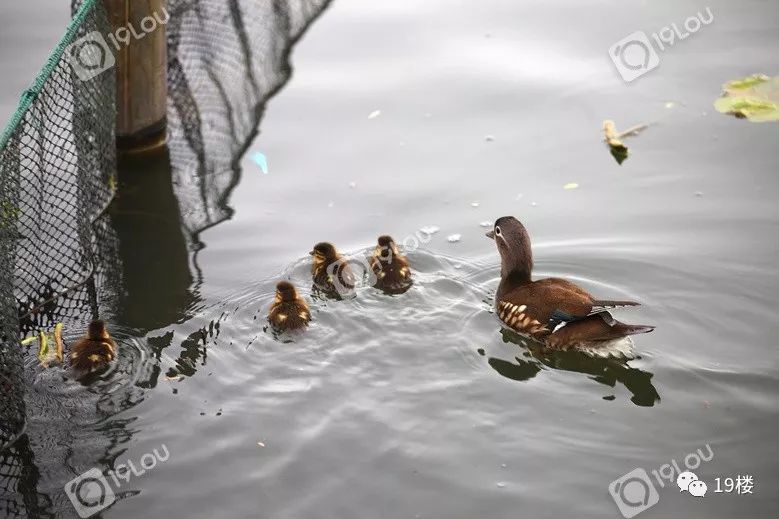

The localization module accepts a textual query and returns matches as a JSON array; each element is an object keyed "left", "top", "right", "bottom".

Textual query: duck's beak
[
  {"left": 485, "top": 230, "right": 495, "bottom": 240},
  {"left": 309, "top": 250, "right": 314, "bottom": 256}
]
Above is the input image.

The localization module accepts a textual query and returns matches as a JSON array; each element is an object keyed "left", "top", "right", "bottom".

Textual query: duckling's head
[
  {"left": 310, "top": 242, "right": 338, "bottom": 260},
  {"left": 486, "top": 216, "right": 533, "bottom": 281},
  {"left": 376, "top": 235, "right": 401, "bottom": 257},
  {"left": 377, "top": 235, "right": 395, "bottom": 248},
  {"left": 87, "top": 320, "right": 110, "bottom": 340},
  {"left": 275, "top": 281, "right": 299, "bottom": 302}
]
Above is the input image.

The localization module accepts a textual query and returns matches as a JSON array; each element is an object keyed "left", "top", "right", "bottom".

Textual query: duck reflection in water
[{"left": 485, "top": 328, "right": 661, "bottom": 407}]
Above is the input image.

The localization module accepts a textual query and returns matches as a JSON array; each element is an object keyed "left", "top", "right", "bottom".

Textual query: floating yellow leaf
[
  {"left": 563, "top": 183, "right": 579, "bottom": 190},
  {"left": 54, "top": 323, "right": 64, "bottom": 363},
  {"left": 714, "top": 74, "right": 779, "bottom": 122},
  {"left": 21, "top": 336, "right": 38, "bottom": 346},
  {"left": 37, "top": 330, "right": 49, "bottom": 365}
]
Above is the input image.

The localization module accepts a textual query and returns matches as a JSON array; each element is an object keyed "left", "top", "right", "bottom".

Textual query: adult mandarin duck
[{"left": 486, "top": 216, "right": 654, "bottom": 351}]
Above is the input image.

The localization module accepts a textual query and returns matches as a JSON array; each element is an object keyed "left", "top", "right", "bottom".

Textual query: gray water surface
[{"left": 2, "top": 0, "right": 779, "bottom": 518}]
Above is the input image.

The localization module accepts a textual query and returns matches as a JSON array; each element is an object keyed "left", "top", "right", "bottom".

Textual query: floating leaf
[
  {"left": 601, "top": 120, "right": 649, "bottom": 165},
  {"left": 563, "top": 183, "right": 579, "bottom": 190},
  {"left": 714, "top": 74, "right": 779, "bottom": 122},
  {"left": 37, "top": 330, "right": 49, "bottom": 365},
  {"left": 20, "top": 336, "right": 38, "bottom": 346},
  {"left": 54, "top": 323, "right": 64, "bottom": 363}
]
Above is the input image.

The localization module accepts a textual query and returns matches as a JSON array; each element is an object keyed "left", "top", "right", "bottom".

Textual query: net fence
[
  {"left": 0, "top": 0, "right": 116, "bottom": 453},
  {"left": 1, "top": 0, "right": 330, "bottom": 515}
]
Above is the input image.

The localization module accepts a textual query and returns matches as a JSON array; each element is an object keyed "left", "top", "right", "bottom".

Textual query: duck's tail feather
[
  {"left": 591, "top": 299, "right": 641, "bottom": 309},
  {"left": 547, "top": 311, "right": 654, "bottom": 349}
]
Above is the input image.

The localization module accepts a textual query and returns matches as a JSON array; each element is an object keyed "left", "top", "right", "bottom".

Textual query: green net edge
[{"left": 0, "top": 0, "right": 100, "bottom": 152}]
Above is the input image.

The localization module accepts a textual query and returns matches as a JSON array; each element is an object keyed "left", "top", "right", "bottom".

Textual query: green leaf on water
[{"left": 714, "top": 74, "right": 779, "bottom": 122}]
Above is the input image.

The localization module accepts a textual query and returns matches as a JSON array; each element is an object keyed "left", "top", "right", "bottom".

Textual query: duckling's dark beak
[
  {"left": 485, "top": 230, "right": 495, "bottom": 240},
  {"left": 309, "top": 250, "right": 314, "bottom": 256}
]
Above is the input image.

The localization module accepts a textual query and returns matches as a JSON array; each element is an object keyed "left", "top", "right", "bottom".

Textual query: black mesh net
[
  {"left": 1, "top": 0, "right": 329, "bottom": 515},
  {"left": 0, "top": 0, "right": 116, "bottom": 455}
]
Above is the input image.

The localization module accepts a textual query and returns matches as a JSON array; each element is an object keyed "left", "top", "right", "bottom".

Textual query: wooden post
[{"left": 103, "top": 0, "right": 168, "bottom": 151}]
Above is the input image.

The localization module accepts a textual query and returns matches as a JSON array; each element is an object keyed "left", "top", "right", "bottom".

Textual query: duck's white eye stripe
[{"left": 495, "top": 226, "right": 502, "bottom": 235}]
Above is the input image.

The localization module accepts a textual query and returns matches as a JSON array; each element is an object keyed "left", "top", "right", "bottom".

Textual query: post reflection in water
[{"left": 110, "top": 148, "right": 198, "bottom": 332}]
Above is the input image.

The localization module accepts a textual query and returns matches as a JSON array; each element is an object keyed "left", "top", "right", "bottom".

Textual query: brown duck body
[
  {"left": 310, "top": 242, "right": 355, "bottom": 295},
  {"left": 268, "top": 281, "right": 310, "bottom": 331},
  {"left": 489, "top": 217, "right": 653, "bottom": 351},
  {"left": 69, "top": 321, "right": 117, "bottom": 375},
  {"left": 370, "top": 236, "right": 412, "bottom": 293}
]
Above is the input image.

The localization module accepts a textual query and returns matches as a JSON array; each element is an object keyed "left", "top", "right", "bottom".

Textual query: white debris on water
[
  {"left": 479, "top": 221, "right": 491, "bottom": 227},
  {"left": 485, "top": 134, "right": 495, "bottom": 142},
  {"left": 419, "top": 226, "right": 440, "bottom": 235},
  {"left": 368, "top": 110, "right": 381, "bottom": 119},
  {"left": 470, "top": 201, "right": 480, "bottom": 208},
  {"left": 447, "top": 234, "right": 462, "bottom": 243}
]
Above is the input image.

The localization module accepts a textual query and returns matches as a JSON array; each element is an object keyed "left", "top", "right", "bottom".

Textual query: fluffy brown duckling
[
  {"left": 370, "top": 235, "right": 412, "bottom": 293},
  {"left": 69, "top": 320, "right": 117, "bottom": 375},
  {"left": 487, "top": 216, "right": 654, "bottom": 352},
  {"left": 268, "top": 281, "right": 311, "bottom": 331},
  {"left": 310, "top": 242, "right": 355, "bottom": 295}
]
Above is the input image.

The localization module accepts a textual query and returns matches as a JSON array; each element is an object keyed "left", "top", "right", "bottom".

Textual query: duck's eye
[{"left": 495, "top": 227, "right": 502, "bottom": 236}]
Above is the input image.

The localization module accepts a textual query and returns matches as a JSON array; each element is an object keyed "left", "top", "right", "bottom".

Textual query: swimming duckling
[
  {"left": 310, "top": 242, "right": 355, "bottom": 295},
  {"left": 370, "top": 235, "right": 412, "bottom": 293},
  {"left": 487, "top": 216, "right": 654, "bottom": 352},
  {"left": 69, "top": 320, "right": 117, "bottom": 376},
  {"left": 268, "top": 281, "right": 311, "bottom": 331}
]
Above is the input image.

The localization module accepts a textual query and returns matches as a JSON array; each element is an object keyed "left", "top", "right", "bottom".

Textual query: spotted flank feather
[{"left": 497, "top": 301, "right": 550, "bottom": 338}]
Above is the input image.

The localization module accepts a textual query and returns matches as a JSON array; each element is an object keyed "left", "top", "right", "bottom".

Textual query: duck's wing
[
  {"left": 546, "top": 312, "right": 654, "bottom": 349},
  {"left": 497, "top": 280, "right": 594, "bottom": 335}
]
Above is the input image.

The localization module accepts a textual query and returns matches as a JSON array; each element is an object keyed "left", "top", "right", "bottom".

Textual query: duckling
[
  {"left": 370, "top": 235, "right": 412, "bottom": 293},
  {"left": 69, "top": 320, "right": 117, "bottom": 376},
  {"left": 310, "top": 242, "right": 355, "bottom": 295},
  {"left": 268, "top": 281, "right": 311, "bottom": 331},
  {"left": 487, "top": 216, "right": 654, "bottom": 351}
]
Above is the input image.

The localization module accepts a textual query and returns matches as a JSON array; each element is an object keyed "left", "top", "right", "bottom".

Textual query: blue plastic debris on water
[{"left": 251, "top": 151, "right": 268, "bottom": 174}]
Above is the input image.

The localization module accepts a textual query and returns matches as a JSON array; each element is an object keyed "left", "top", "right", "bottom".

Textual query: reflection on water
[
  {"left": 111, "top": 149, "right": 198, "bottom": 332},
  {"left": 486, "top": 329, "right": 661, "bottom": 406},
  {"left": 3, "top": 0, "right": 779, "bottom": 517}
]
